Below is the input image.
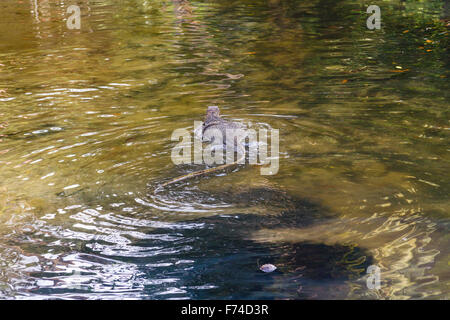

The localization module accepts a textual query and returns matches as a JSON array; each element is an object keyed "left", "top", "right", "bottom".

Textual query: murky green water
[{"left": 0, "top": 0, "right": 448, "bottom": 299}]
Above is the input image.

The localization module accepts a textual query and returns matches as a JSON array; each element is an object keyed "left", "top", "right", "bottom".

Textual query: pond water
[{"left": 0, "top": 0, "right": 448, "bottom": 299}]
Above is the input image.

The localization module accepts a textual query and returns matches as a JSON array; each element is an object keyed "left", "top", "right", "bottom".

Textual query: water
[{"left": 0, "top": 0, "right": 448, "bottom": 299}]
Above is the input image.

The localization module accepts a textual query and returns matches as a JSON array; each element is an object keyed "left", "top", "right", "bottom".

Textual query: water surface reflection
[{"left": 0, "top": 0, "right": 448, "bottom": 299}]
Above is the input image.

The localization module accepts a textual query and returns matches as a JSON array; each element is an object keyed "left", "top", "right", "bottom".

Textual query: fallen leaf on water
[
  {"left": 389, "top": 69, "right": 409, "bottom": 73},
  {"left": 403, "top": 30, "right": 409, "bottom": 33},
  {"left": 260, "top": 264, "right": 277, "bottom": 273},
  {"left": 341, "top": 79, "right": 348, "bottom": 84}
]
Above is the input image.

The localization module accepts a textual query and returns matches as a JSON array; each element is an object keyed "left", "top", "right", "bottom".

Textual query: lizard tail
[{"left": 153, "top": 156, "right": 245, "bottom": 194}]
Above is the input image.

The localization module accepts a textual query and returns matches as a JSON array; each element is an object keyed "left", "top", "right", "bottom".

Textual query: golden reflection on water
[{"left": 0, "top": 0, "right": 448, "bottom": 299}]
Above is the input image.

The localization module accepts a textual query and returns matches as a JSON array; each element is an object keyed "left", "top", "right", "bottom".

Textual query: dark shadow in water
[{"left": 138, "top": 187, "right": 374, "bottom": 299}]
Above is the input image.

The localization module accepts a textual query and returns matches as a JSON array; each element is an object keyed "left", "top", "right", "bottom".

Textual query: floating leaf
[
  {"left": 260, "top": 264, "right": 277, "bottom": 273},
  {"left": 389, "top": 69, "right": 409, "bottom": 73},
  {"left": 341, "top": 79, "right": 348, "bottom": 84}
]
